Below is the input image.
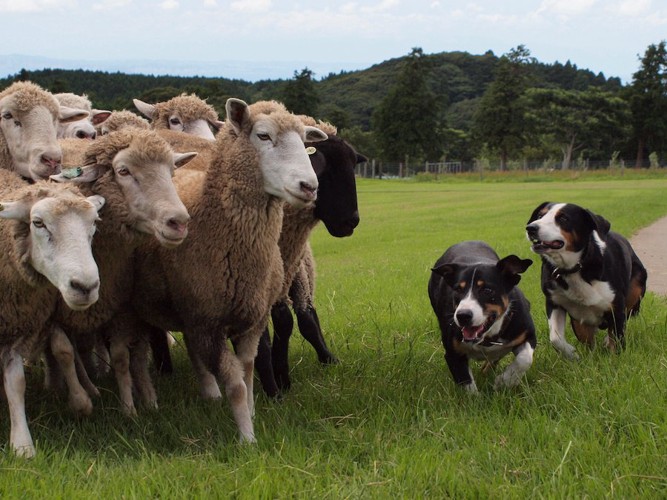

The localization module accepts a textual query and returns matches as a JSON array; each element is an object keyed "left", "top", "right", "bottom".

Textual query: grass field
[{"left": 2, "top": 174, "right": 667, "bottom": 498}]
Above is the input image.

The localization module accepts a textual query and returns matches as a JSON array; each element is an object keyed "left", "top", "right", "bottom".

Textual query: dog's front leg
[
  {"left": 495, "top": 342, "right": 534, "bottom": 389},
  {"left": 444, "top": 350, "right": 477, "bottom": 393},
  {"left": 548, "top": 305, "right": 579, "bottom": 360}
]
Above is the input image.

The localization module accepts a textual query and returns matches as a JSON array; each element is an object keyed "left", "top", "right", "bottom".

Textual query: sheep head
[
  {"left": 225, "top": 98, "right": 326, "bottom": 209},
  {"left": 134, "top": 93, "right": 222, "bottom": 140},
  {"left": 0, "top": 182, "right": 104, "bottom": 310},
  {"left": 52, "top": 129, "right": 195, "bottom": 248},
  {"left": 0, "top": 82, "right": 89, "bottom": 180}
]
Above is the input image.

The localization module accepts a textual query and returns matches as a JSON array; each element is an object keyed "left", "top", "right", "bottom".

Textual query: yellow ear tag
[{"left": 306, "top": 147, "right": 316, "bottom": 155}]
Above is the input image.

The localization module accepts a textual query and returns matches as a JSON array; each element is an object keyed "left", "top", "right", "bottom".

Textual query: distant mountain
[
  {"left": 0, "top": 50, "right": 623, "bottom": 134},
  {"left": 0, "top": 54, "right": 371, "bottom": 82}
]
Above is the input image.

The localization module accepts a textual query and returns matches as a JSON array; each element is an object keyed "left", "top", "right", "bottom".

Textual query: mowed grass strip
[{"left": 1, "top": 176, "right": 666, "bottom": 498}]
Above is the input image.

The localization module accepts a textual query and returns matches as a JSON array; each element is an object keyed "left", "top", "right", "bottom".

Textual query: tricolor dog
[
  {"left": 526, "top": 202, "right": 647, "bottom": 359},
  {"left": 428, "top": 241, "right": 535, "bottom": 393}
]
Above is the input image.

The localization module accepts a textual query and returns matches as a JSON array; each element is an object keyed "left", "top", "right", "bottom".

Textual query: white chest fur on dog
[{"left": 551, "top": 274, "right": 615, "bottom": 325}]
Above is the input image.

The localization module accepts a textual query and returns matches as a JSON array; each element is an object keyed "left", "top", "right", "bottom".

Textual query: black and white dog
[
  {"left": 428, "top": 241, "right": 535, "bottom": 393},
  {"left": 526, "top": 202, "right": 647, "bottom": 359}
]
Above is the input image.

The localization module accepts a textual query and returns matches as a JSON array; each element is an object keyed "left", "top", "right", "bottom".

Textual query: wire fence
[{"left": 355, "top": 158, "right": 667, "bottom": 178}]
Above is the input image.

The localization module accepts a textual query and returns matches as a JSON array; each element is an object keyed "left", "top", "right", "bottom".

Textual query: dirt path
[{"left": 630, "top": 216, "right": 667, "bottom": 296}]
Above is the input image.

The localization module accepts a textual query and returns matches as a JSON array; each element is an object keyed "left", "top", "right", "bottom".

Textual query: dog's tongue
[{"left": 462, "top": 324, "right": 485, "bottom": 341}]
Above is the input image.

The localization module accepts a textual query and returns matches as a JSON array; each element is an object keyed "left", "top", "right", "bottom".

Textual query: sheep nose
[
  {"left": 166, "top": 217, "right": 188, "bottom": 235},
  {"left": 455, "top": 309, "right": 473, "bottom": 327},
  {"left": 75, "top": 130, "right": 96, "bottom": 140},
  {"left": 70, "top": 279, "right": 99, "bottom": 296},
  {"left": 300, "top": 182, "right": 317, "bottom": 200},
  {"left": 40, "top": 153, "right": 62, "bottom": 173}
]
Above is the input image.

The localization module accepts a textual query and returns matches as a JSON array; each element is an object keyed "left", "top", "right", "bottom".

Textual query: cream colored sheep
[
  {"left": 54, "top": 93, "right": 111, "bottom": 139},
  {"left": 130, "top": 98, "right": 325, "bottom": 442},
  {"left": 0, "top": 168, "right": 104, "bottom": 458},
  {"left": 0, "top": 81, "right": 89, "bottom": 180},
  {"left": 133, "top": 93, "right": 223, "bottom": 140},
  {"left": 50, "top": 129, "right": 195, "bottom": 416},
  {"left": 95, "top": 110, "right": 150, "bottom": 136}
]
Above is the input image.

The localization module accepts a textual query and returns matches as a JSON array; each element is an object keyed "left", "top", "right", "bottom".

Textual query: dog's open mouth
[
  {"left": 461, "top": 314, "right": 497, "bottom": 342},
  {"left": 530, "top": 238, "right": 564, "bottom": 253}
]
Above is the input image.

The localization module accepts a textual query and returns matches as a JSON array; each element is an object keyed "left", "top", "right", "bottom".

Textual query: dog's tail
[{"left": 627, "top": 254, "right": 648, "bottom": 317}]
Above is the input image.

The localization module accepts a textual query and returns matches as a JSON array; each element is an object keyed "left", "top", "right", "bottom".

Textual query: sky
[{"left": 1, "top": 0, "right": 666, "bottom": 83}]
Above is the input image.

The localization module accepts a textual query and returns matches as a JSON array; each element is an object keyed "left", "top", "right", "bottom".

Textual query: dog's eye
[
  {"left": 556, "top": 213, "right": 569, "bottom": 224},
  {"left": 479, "top": 286, "right": 494, "bottom": 297}
]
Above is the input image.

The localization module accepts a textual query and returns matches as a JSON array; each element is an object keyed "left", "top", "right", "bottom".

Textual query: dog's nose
[
  {"left": 456, "top": 309, "right": 473, "bottom": 326},
  {"left": 526, "top": 224, "right": 538, "bottom": 238}
]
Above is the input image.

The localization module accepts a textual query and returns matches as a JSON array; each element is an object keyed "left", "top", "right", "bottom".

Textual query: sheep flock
[{"left": 0, "top": 81, "right": 365, "bottom": 457}]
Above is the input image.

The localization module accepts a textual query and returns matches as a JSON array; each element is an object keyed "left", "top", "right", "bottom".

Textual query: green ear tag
[
  {"left": 306, "top": 147, "right": 316, "bottom": 155},
  {"left": 62, "top": 167, "right": 83, "bottom": 179}
]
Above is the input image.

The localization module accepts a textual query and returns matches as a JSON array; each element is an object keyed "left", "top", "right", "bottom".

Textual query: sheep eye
[
  {"left": 169, "top": 118, "right": 181, "bottom": 125},
  {"left": 2, "top": 112, "right": 13, "bottom": 120},
  {"left": 32, "top": 219, "right": 45, "bottom": 229},
  {"left": 257, "top": 133, "right": 271, "bottom": 141},
  {"left": 117, "top": 167, "right": 131, "bottom": 176}
]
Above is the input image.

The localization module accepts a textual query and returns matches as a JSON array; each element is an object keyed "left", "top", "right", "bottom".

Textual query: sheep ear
[
  {"left": 225, "top": 98, "right": 249, "bottom": 133},
  {"left": 58, "top": 105, "right": 89, "bottom": 123},
  {"left": 133, "top": 99, "right": 156, "bottom": 120},
  {"left": 91, "top": 109, "right": 112, "bottom": 126},
  {"left": 0, "top": 199, "right": 31, "bottom": 221},
  {"left": 173, "top": 152, "right": 198, "bottom": 169},
  {"left": 86, "top": 195, "right": 106, "bottom": 213},
  {"left": 50, "top": 164, "right": 107, "bottom": 183},
  {"left": 304, "top": 126, "right": 327, "bottom": 143},
  {"left": 209, "top": 119, "right": 224, "bottom": 131}
]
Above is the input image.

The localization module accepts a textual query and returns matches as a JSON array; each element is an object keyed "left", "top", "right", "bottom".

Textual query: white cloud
[
  {"left": 537, "top": 0, "right": 598, "bottom": 18},
  {"left": 203, "top": 0, "right": 217, "bottom": 6},
  {"left": 230, "top": 0, "right": 271, "bottom": 13},
  {"left": 0, "top": 0, "right": 75, "bottom": 12},
  {"left": 611, "top": 0, "right": 652, "bottom": 17},
  {"left": 92, "top": 0, "right": 132, "bottom": 10},
  {"left": 161, "top": 0, "right": 179, "bottom": 8}
]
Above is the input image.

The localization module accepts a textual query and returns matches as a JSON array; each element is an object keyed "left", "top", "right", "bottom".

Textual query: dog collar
[
  {"left": 551, "top": 262, "right": 582, "bottom": 281},
  {"left": 478, "top": 311, "right": 514, "bottom": 347}
]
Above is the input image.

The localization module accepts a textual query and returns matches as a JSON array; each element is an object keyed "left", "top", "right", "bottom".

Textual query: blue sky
[{"left": 2, "top": 0, "right": 666, "bottom": 82}]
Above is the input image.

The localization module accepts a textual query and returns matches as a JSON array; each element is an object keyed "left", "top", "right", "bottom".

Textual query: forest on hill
[{"left": 3, "top": 44, "right": 664, "bottom": 171}]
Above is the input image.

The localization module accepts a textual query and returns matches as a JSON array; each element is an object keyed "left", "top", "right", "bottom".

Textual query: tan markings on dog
[
  {"left": 476, "top": 280, "right": 484, "bottom": 288},
  {"left": 452, "top": 338, "right": 473, "bottom": 355},
  {"left": 505, "top": 330, "right": 528, "bottom": 348},
  {"left": 458, "top": 281, "right": 467, "bottom": 290},
  {"left": 484, "top": 302, "right": 506, "bottom": 318},
  {"left": 538, "top": 207, "right": 549, "bottom": 217},
  {"left": 572, "top": 319, "right": 596, "bottom": 347},
  {"left": 562, "top": 229, "right": 580, "bottom": 252},
  {"left": 625, "top": 277, "right": 644, "bottom": 312}
]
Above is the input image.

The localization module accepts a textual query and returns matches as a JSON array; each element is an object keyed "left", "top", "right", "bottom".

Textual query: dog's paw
[
  {"left": 494, "top": 371, "right": 521, "bottom": 390},
  {"left": 463, "top": 381, "right": 479, "bottom": 394},
  {"left": 555, "top": 344, "right": 580, "bottom": 361}
]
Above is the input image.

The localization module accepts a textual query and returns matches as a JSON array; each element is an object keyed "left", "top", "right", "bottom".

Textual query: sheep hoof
[
  {"left": 69, "top": 394, "right": 93, "bottom": 417},
  {"left": 14, "top": 444, "right": 36, "bottom": 459}
]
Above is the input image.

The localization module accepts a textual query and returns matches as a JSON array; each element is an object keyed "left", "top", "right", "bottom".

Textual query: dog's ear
[
  {"left": 528, "top": 202, "right": 550, "bottom": 224},
  {"left": 585, "top": 209, "right": 611, "bottom": 237},
  {"left": 497, "top": 255, "right": 533, "bottom": 288},
  {"left": 431, "top": 263, "right": 459, "bottom": 287}
]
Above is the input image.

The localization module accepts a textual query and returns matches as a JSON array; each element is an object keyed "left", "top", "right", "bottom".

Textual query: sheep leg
[
  {"left": 148, "top": 326, "right": 173, "bottom": 375},
  {"left": 73, "top": 347, "right": 100, "bottom": 398},
  {"left": 43, "top": 341, "right": 66, "bottom": 392},
  {"left": 270, "top": 301, "right": 294, "bottom": 391},
  {"left": 50, "top": 326, "right": 93, "bottom": 417},
  {"left": 92, "top": 334, "right": 111, "bottom": 377},
  {"left": 182, "top": 332, "right": 222, "bottom": 400},
  {"left": 109, "top": 336, "right": 137, "bottom": 416},
  {"left": 3, "top": 350, "right": 35, "bottom": 458},
  {"left": 129, "top": 334, "right": 158, "bottom": 410},
  {"left": 295, "top": 305, "right": 338, "bottom": 364},
  {"left": 231, "top": 329, "right": 261, "bottom": 419},
  {"left": 219, "top": 347, "right": 255, "bottom": 444},
  {"left": 255, "top": 327, "right": 280, "bottom": 398}
]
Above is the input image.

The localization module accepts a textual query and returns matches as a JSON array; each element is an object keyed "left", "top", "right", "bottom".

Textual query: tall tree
[
  {"left": 524, "top": 88, "right": 630, "bottom": 168},
  {"left": 281, "top": 67, "right": 320, "bottom": 116},
  {"left": 628, "top": 41, "right": 667, "bottom": 167},
  {"left": 372, "top": 47, "right": 445, "bottom": 164},
  {"left": 473, "top": 45, "right": 534, "bottom": 170}
]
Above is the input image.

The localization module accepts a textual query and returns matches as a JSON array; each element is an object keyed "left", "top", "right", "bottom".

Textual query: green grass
[{"left": 2, "top": 175, "right": 667, "bottom": 498}]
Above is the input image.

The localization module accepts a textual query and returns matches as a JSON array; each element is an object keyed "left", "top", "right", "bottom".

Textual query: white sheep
[
  {"left": 50, "top": 129, "right": 196, "bottom": 416},
  {"left": 0, "top": 81, "right": 89, "bottom": 180},
  {"left": 0, "top": 168, "right": 104, "bottom": 458},
  {"left": 95, "top": 109, "right": 150, "bottom": 136},
  {"left": 133, "top": 93, "right": 223, "bottom": 140},
  {"left": 130, "top": 98, "right": 326, "bottom": 442},
  {"left": 54, "top": 93, "right": 111, "bottom": 139}
]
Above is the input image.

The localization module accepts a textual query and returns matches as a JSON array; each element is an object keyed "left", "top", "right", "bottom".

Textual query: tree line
[{"left": 4, "top": 43, "right": 665, "bottom": 169}]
